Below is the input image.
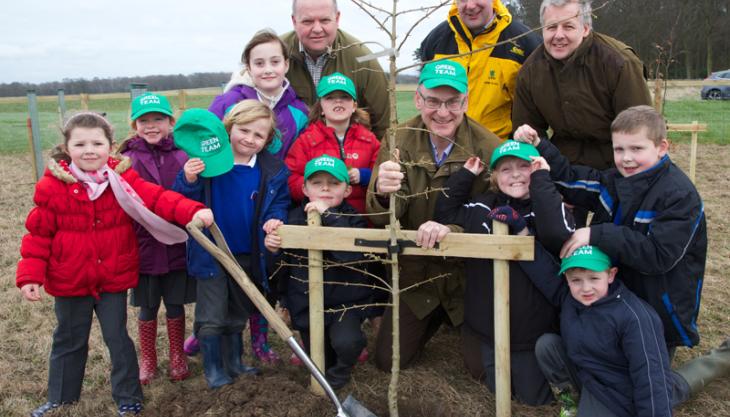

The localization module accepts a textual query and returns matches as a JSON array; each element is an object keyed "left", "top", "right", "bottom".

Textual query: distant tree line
[
  {"left": 0, "top": 72, "right": 232, "bottom": 97},
  {"left": 512, "top": 0, "right": 730, "bottom": 79}
]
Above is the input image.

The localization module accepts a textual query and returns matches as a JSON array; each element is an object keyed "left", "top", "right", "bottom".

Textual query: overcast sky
[{"left": 0, "top": 0, "right": 453, "bottom": 84}]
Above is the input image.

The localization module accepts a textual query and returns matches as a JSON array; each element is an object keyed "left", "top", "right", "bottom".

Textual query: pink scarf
[{"left": 69, "top": 162, "right": 189, "bottom": 244}]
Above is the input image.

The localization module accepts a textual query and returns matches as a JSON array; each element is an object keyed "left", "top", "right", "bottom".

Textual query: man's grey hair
[
  {"left": 539, "top": 0, "right": 593, "bottom": 29},
  {"left": 292, "top": 0, "right": 338, "bottom": 17}
]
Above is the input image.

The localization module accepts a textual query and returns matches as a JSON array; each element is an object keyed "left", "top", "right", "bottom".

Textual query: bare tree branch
[
  {"left": 397, "top": 1, "right": 451, "bottom": 51},
  {"left": 349, "top": 0, "right": 392, "bottom": 37}
]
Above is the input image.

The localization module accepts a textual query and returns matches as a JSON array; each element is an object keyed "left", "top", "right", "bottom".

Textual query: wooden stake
[
  {"left": 493, "top": 222, "right": 511, "bottom": 417},
  {"left": 26, "top": 118, "right": 40, "bottom": 182},
  {"left": 178, "top": 89, "right": 187, "bottom": 111},
  {"left": 307, "top": 210, "right": 325, "bottom": 396},
  {"left": 689, "top": 120, "right": 699, "bottom": 183},
  {"left": 80, "top": 93, "right": 89, "bottom": 110}
]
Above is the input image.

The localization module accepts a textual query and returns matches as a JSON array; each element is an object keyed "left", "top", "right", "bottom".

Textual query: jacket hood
[
  {"left": 47, "top": 156, "right": 132, "bottom": 184},
  {"left": 119, "top": 135, "right": 175, "bottom": 153},
  {"left": 224, "top": 69, "right": 255, "bottom": 93},
  {"left": 448, "top": 0, "right": 512, "bottom": 40}
]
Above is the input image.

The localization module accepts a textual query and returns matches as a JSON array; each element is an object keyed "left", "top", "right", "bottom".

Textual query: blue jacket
[
  {"left": 520, "top": 243, "right": 676, "bottom": 417},
  {"left": 537, "top": 139, "right": 706, "bottom": 348},
  {"left": 173, "top": 151, "right": 289, "bottom": 290}
]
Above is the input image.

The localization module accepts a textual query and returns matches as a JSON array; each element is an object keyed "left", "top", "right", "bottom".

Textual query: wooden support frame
[
  {"left": 667, "top": 121, "right": 707, "bottom": 183},
  {"left": 278, "top": 220, "right": 533, "bottom": 416}
]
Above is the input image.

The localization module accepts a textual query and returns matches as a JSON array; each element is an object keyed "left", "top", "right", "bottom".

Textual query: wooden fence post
[
  {"left": 493, "top": 221, "right": 512, "bottom": 417},
  {"left": 178, "top": 89, "right": 187, "bottom": 111},
  {"left": 307, "top": 210, "right": 325, "bottom": 396},
  {"left": 26, "top": 90, "right": 44, "bottom": 182},
  {"left": 57, "top": 89, "right": 66, "bottom": 125},
  {"left": 80, "top": 93, "right": 89, "bottom": 110},
  {"left": 689, "top": 121, "right": 699, "bottom": 183}
]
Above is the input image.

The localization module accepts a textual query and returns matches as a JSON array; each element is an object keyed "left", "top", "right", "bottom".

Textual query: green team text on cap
[
  {"left": 559, "top": 245, "right": 613, "bottom": 275},
  {"left": 489, "top": 140, "right": 540, "bottom": 169},
  {"left": 418, "top": 60, "right": 468, "bottom": 94},
  {"left": 131, "top": 93, "right": 174, "bottom": 121},
  {"left": 173, "top": 108, "right": 234, "bottom": 178},
  {"left": 304, "top": 154, "right": 350, "bottom": 184},
  {"left": 317, "top": 72, "right": 357, "bottom": 100}
]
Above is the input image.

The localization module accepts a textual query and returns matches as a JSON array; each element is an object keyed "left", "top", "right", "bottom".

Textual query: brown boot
[
  {"left": 167, "top": 315, "right": 190, "bottom": 381},
  {"left": 138, "top": 319, "right": 157, "bottom": 385}
]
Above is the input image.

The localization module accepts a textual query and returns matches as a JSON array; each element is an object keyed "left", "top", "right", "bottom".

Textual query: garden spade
[{"left": 187, "top": 219, "right": 376, "bottom": 417}]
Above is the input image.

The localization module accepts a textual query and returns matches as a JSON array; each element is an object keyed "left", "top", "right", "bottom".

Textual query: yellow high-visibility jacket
[{"left": 420, "top": 0, "right": 540, "bottom": 139}]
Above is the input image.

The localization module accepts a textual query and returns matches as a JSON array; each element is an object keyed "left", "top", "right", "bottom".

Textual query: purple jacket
[
  {"left": 208, "top": 84, "right": 309, "bottom": 160},
  {"left": 120, "top": 136, "right": 188, "bottom": 275}
]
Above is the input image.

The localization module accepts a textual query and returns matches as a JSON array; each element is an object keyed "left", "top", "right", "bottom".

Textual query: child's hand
[
  {"left": 416, "top": 221, "right": 450, "bottom": 249},
  {"left": 530, "top": 156, "right": 550, "bottom": 172},
  {"left": 193, "top": 208, "right": 214, "bottom": 227},
  {"left": 487, "top": 206, "right": 527, "bottom": 235},
  {"left": 348, "top": 168, "right": 360, "bottom": 185},
  {"left": 264, "top": 230, "right": 282, "bottom": 253},
  {"left": 464, "top": 156, "right": 485, "bottom": 175},
  {"left": 305, "top": 200, "right": 330, "bottom": 215},
  {"left": 513, "top": 124, "right": 541, "bottom": 146},
  {"left": 262, "top": 219, "right": 283, "bottom": 234},
  {"left": 560, "top": 227, "right": 591, "bottom": 258},
  {"left": 20, "top": 283, "right": 42, "bottom": 302},
  {"left": 184, "top": 158, "right": 205, "bottom": 183}
]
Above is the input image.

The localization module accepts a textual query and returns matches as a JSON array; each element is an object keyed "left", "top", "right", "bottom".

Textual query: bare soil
[{"left": 1, "top": 143, "right": 728, "bottom": 417}]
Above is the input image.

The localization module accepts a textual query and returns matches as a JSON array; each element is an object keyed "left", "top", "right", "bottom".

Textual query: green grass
[{"left": 1, "top": 91, "right": 728, "bottom": 155}]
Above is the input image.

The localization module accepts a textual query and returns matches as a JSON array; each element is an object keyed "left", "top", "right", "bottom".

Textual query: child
[
  {"left": 265, "top": 155, "right": 373, "bottom": 389},
  {"left": 518, "top": 244, "right": 690, "bottom": 417},
  {"left": 514, "top": 105, "right": 707, "bottom": 352},
  {"left": 285, "top": 72, "right": 380, "bottom": 215},
  {"left": 173, "top": 101, "right": 289, "bottom": 389},
  {"left": 209, "top": 28, "right": 308, "bottom": 160},
  {"left": 432, "top": 141, "right": 574, "bottom": 405},
  {"left": 118, "top": 92, "right": 195, "bottom": 385},
  {"left": 206, "top": 29, "right": 308, "bottom": 362},
  {"left": 16, "top": 112, "right": 213, "bottom": 417}
]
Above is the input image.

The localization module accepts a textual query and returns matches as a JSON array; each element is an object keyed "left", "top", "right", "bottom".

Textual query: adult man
[
  {"left": 366, "top": 60, "right": 501, "bottom": 370},
  {"left": 512, "top": 0, "right": 652, "bottom": 171},
  {"left": 420, "top": 0, "right": 541, "bottom": 139},
  {"left": 282, "top": 0, "right": 390, "bottom": 139}
]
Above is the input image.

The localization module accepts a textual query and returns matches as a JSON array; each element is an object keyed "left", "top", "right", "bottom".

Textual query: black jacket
[
  {"left": 520, "top": 243, "right": 676, "bottom": 417},
  {"left": 538, "top": 139, "right": 707, "bottom": 348},
  {"left": 281, "top": 201, "right": 373, "bottom": 330},
  {"left": 434, "top": 168, "right": 573, "bottom": 350}
]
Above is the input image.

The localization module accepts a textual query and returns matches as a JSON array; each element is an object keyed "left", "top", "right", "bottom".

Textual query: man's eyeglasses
[{"left": 417, "top": 89, "right": 465, "bottom": 111}]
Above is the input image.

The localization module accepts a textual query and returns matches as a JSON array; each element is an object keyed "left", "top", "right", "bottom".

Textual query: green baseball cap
[
  {"left": 317, "top": 72, "right": 357, "bottom": 100},
  {"left": 304, "top": 154, "right": 350, "bottom": 184},
  {"left": 489, "top": 140, "right": 540, "bottom": 169},
  {"left": 419, "top": 60, "right": 468, "bottom": 93},
  {"left": 559, "top": 245, "right": 613, "bottom": 275},
  {"left": 130, "top": 93, "right": 174, "bottom": 121},
  {"left": 173, "top": 109, "right": 233, "bottom": 178}
]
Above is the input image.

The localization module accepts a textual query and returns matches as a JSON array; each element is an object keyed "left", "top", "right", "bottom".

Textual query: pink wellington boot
[
  {"left": 138, "top": 319, "right": 158, "bottom": 385},
  {"left": 167, "top": 315, "right": 190, "bottom": 381},
  {"left": 250, "top": 312, "right": 281, "bottom": 364}
]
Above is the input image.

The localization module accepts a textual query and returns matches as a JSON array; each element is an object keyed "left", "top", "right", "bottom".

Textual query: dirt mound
[{"left": 145, "top": 367, "right": 333, "bottom": 417}]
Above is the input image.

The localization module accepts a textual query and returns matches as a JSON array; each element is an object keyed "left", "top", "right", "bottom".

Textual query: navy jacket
[
  {"left": 434, "top": 168, "right": 573, "bottom": 350},
  {"left": 173, "top": 151, "right": 289, "bottom": 289},
  {"left": 281, "top": 201, "right": 373, "bottom": 330},
  {"left": 538, "top": 139, "right": 706, "bottom": 348},
  {"left": 520, "top": 243, "right": 676, "bottom": 417}
]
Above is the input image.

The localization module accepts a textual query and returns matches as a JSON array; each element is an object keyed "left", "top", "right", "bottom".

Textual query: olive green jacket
[
  {"left": 281, "top": 29, "right": 391, "bottom": 140},
  {"left": 366, "top": 115, "right": 501, "bottom": 324},
  {"left": 512, "top": 32, "right": 652, "bottom": 169}
]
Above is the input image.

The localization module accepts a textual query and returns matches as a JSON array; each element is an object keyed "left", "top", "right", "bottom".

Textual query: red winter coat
[
  {"left": 285, "top": 120, "right": 380, "bottom": 214},
  {"left": 16, "top": 157, "right": 205, "bottom": 299}
]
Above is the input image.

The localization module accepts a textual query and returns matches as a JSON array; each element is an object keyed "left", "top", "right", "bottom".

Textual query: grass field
[{"left": 2, "top": 88, "right": 729, "bottom": 155}]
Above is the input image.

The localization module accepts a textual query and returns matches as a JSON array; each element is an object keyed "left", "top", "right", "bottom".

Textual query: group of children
[
  {"left": 15, "top": 27, "right": 728, "bottom": 417},
  {"left": 17, "top": 28, "right": 382, "bottom": 417}
]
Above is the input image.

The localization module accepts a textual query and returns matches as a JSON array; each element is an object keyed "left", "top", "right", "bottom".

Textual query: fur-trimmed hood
[{"left": 47, "top": 155, "right": 132, "bottom": 184}]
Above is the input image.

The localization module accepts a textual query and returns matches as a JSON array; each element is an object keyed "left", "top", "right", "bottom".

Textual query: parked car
[{"left": 701, "top": 69, "right": 730, "bottom": 100}]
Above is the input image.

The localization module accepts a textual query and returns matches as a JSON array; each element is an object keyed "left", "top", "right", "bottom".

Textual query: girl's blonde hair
[
  {"left": 223, "top": 100, "right": 277, "bottom": 145},
  {"left": 51, "top": 112, "right": 114, "bottom": 163},
  {"left": 308, "top": 100, "right": 371, "bottom": 130}
]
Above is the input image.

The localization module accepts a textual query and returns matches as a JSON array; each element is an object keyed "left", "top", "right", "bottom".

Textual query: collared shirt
[
  {"left": 299, "top": 41, "right": 330, "bottom": 86},
  {"left": 429, "top": 137, "right": 454, "bottom": 167}
]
